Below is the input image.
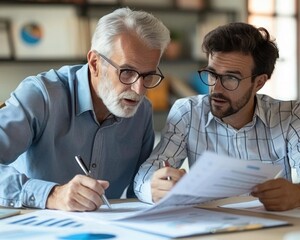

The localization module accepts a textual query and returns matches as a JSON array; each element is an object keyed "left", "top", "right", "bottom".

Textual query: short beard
[
  {"left": 210, "top": 84, "right": 254, "bottom": 119},
  {"left": 97, "top": 71, "right": 143, "bottom": 118}
]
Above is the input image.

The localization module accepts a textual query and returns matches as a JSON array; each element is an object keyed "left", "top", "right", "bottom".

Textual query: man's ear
[
  {"left": 87, "top": 50, "right": 100, "bottom": 77},
  {"left": 255, "top": 74, "right": 268, "bottom": 92}
]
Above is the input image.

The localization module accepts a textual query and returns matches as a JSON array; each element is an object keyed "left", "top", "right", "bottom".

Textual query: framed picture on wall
[
  {"left": 0, "top": 19, "right": 13, "bottom": 59},
  {"left": 0, "top": 6, "right": 87, "bottom": 60}
]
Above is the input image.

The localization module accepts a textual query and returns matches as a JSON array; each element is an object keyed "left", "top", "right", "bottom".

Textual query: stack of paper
[{"left": 0, "top": 151, "right": 288, "bottom": 238}]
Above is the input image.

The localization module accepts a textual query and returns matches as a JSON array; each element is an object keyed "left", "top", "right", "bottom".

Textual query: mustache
[
  {"left": 210, "top": 93, "right": 229, "bottom": 101},
  {"left": 119, "top": 91, "right": 143, "bottom": 101}
]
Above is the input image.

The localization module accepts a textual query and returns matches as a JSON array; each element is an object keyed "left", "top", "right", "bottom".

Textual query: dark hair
[{"left": 202, "top": 22, "right": 279, "bottom": 79}]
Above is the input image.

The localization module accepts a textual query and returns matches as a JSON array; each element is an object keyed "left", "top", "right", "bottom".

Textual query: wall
[
  {"left": 210, "top": 0, "right": 247, "bottom": 20},
  {"left": 0, "top": 0, "right": 247, "bottom": 102}
]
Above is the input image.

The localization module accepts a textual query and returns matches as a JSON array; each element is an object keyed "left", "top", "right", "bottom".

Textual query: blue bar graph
[{"left": 8, "top": 215, "right": 83, "bottom": 228}]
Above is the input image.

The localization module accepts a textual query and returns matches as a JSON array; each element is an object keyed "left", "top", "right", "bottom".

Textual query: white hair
[{"left": 91, "top": 7, "right": 170, "bottom": 57}]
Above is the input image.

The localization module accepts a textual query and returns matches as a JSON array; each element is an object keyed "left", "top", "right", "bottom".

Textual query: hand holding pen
[
  {"left": 75, "top": 155, "right": 112, "bottom": 209},
  {"left": 161, "top": 160, "right": 171, "bottom": 181},
  {"left": 150, "top": 160, "right": 186, "bottom": 203},
  {"left": 46, "top": 161, "right": 110, "bottom": 211}
]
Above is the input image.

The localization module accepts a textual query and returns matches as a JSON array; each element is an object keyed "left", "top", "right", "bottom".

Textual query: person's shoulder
[
  {"left": 140, "top": 97, "right": 152, "bottom": 109},
  {"left": 38, "top": 64, "right": 85, "bottom": 83},
  {"left": 19, "top": 64, "right": 84, "bottom": 87},
  {"left": 17, "top": 64, "right": 86, "bottom": 99},
  {"left": 257, "top": 94, "right": 298, "bottom": 109},
  {"left": 256, "top": 94, "right": 300, "bottom": 126},
  {"left": 134, "top": 97, "right": 153, "bottom": 116}
]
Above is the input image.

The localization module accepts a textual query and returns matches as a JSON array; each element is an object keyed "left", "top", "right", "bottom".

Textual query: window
[{"left": 248, "top": 0, "right": 297, "bottom": 100}]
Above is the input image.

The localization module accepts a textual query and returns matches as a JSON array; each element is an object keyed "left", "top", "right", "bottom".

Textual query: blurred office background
[{"left": 0, "top": 0, "right": 298, "bottom": 131}]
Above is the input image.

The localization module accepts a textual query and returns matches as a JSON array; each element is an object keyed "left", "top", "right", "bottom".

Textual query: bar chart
[{"left": 7, "top": 212, "right": 83, "bottom": 228}]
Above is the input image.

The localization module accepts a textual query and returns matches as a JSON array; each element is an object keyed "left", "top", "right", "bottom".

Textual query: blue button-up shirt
[{"left": 0, "top": 64, "right": 154, "bottom": 209}]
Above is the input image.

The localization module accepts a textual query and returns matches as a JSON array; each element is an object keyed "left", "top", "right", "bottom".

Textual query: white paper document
[
  {"left": 113, "top": 207, "right": 289, "bottom": 238},
  {"left": 1, "top": 151, "right": 285, "bottom": 239},
  {"left": 58, "top": 201, "right": 152, "bottom": 222},
  {"left": 105, "top": 152, "right": 286, "bottom": 237},
  {"left": 221, "top": 199, "right": 300, "bottom": 218},
  {"left": 67, "top": 151, "right": 283, "bottom": 223},
  {"left": 0, "top": 208, "right": 167, "bottom": 240},
  {"left": 129, "top": 151, "right": 283, "bottom": 217},
  {"left": 1, "top": 201, "right": 289, "bottom": 239},
  {"left": 53, "top": 202, "right": 289, "bottom": 239}
]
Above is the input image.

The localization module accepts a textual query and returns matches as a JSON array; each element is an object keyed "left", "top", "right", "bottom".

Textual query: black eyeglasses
[
  {"left": 94, "top": 51, "right": 164, "bottom": 89},
  {"left": 198, "top": 69, "right": 257, "bottom": 91}
]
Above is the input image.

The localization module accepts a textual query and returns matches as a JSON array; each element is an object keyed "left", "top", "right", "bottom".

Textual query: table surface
[{"left": 4, "top": 196, "right": 300, "bottom": 240}]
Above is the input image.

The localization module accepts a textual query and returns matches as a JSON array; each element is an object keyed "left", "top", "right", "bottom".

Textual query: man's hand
[
  {"left": 251, "top": 178, "right": 300, "bottom": 211},
  {"left": 46, "top": 175, "right": 109, "bottom": 211},
  {"left": 151, "top": 167, "right": 185, "bottom": 203}
]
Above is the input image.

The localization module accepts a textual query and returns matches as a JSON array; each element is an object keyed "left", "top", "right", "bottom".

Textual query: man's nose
[{"left": 131, "top": 77, "right": 146, "bottom": 95}]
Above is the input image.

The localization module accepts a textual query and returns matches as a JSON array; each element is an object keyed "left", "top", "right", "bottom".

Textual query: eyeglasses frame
[
  {"left": 197, "top": 69, "right": 258, "bottom": 91},
  {"left": 93, "top": 51, "right": 164, "bottom": 89}
]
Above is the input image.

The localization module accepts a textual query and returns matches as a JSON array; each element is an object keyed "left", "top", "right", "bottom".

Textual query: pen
[
  {"left": 75, "top": 155, "right": 112, "bottom": 209},
  {"left": 274, "top": 169, "right": 283, "bottom": 179},
  {"left": 161, "top": 160, "right": 171, "bottom": 181}
]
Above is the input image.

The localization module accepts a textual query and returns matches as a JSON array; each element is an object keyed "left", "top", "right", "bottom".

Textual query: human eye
[
  {"left": 144, "top": 73, "right": 157, "bottom": 81},
  {"left": 120, "top": 69, "right": 138, "bottom": 82},
  {"left": 223, "top": 74, "right": 239, "bottom": 82},
  {"left": 143, "top": 74, "right": 161, "bottom": 88},
  {"left": 120, "top": 69, "right": 135, "bottom": 77}
]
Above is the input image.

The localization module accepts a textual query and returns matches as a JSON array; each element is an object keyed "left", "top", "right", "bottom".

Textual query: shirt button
[
  {"left": 9, "top": 202, "right": 14, "bottom": 207},
  {"left": 30, "top": 196, "right": 35, "bottom": 201},
  {"left": 92, "top": 163, "right": 97, "bottom": 168}
]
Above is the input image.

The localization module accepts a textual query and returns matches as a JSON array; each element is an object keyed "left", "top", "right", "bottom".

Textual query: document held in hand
[
  {"left": 131, "top": 151, "right": 283, "bottom": 215},
  {"left": 113, "top": 151, "right": 287, "bottom": 238}
]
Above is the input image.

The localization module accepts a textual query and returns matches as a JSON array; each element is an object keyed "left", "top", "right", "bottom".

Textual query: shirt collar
[
  {"left": 75, "top": 64, "right": 121, "bottom": 124},
  {"left": 205, "top": 95, "right": 265, "bottom": 128},
  {"left": 76, "top": 64, "right": 93, "bottom": 116},
  {"left": 206, "top": 111, "right": 215, "bottom": 127},
  {"left": 253, "top": 94, "right": 268, "bottom": 126}
]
